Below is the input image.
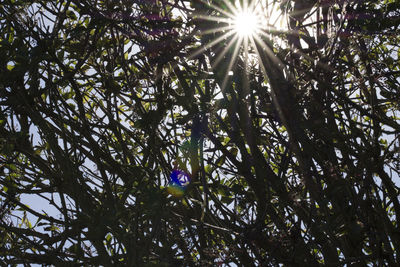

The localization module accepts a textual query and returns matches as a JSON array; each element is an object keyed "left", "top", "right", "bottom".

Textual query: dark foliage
[{"left": 1, "top": 0, "right": 400, "bottom": 266}]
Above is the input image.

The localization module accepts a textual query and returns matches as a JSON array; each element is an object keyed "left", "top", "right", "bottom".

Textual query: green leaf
[
  {"left": 66, "top": 10, "right": 77, "bottom": 20},
  {"left": 6, "top": 64, "right": 14, "bottom": 71},
  {"left": 44, "top": 225, "right": 59, "bottom": 232},
  {"left": 216, "top": 155, "right": 226, "bottom": 166},
  {"left": 221, "top": 196, "right": 233, "bottom": 205},
  {"left": 106, "top": 233, "right": 112, "bottom": 242},
  {"left": 83, "top": 17, "right": 90, "bottom": 27}
]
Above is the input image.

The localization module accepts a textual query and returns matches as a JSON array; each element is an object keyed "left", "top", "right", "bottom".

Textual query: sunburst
[
  {"left": 188, "top": 0, "right": 287, "bottom": 91},
  {"left": 232, "top": 7, "right": 261, "bottom": 38}
]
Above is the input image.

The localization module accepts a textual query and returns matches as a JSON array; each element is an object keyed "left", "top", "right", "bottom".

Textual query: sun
[
  {"left": 233, "top": 10, "right": 260, "bottom": 37},
  {"left": 188, "top": 0, "right": 288, "bottom": 78},
  {"left": 230, "top": 0, "right": 264, "bottom": 40}
]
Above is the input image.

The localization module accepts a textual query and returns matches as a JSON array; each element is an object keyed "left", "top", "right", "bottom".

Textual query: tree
[{"left": 1, "top": 0, "right": 399, "bottom": 265}]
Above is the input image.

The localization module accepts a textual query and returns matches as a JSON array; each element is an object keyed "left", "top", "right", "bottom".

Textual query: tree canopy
[{"left": 1, "top": 0, "right": 400, "bottom": 266}]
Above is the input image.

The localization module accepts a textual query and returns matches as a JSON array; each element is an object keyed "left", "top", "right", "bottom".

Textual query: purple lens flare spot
[{"left": 169, "top": 169, "right": 190, "bottom": 187}]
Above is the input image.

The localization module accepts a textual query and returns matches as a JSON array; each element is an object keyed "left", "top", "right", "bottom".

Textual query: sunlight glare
[
  {"left": 234, "top": 10, "right": 259, "bottom": 37},
  {"left": 187, "top": 0, "right": 290, "bottom": 93}
]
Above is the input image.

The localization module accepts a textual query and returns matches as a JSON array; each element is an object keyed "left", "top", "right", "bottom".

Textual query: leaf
[
  {"left": 66, "top": 10, "right": 77, "bottom": 20},
  {"left": 6, "top": 64, "right": 14, "bottom": 71},
  {"left": 106, "top": 233, "right": 112, "bottom": 242},
  {"left": 221, "top": 196, "right": 233, "bottom": 205},
  {"left": 83, "top": 17, "right": 90, "bottom": 27},
  {"left": 67, "top": 244, "right": 83, "bottom": 256},
  {"left": 216, "top": 155, "right": 226, "bottom": 166},
  {"left": 229, "top": 147, "right": 238, "bottom": 157},
  {"left": 44, "top": 225, "right": 59, "bottom": 232}
]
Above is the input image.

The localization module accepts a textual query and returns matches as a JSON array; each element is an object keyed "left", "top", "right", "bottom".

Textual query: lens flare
[
  {"left": 167, "top": 184, "right": 186, "bottom": 198},
  {"left": 170, "top": 169, "right": 190, "bottom": 187},
  {"left": 167, "top": 169, "right": 191, "bottom": 198}
]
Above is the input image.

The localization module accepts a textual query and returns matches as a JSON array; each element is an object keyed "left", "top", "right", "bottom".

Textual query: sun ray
[
  {"left": 242, "top": 35, "right": 251, "bottom": 97},
  {"left": 249, "top": 36, "right": 274, "bottom": 74},
  {"left": 256, "top": 25, "right": 331, "bottom": 73},
  {"left": 252, "top": 34, "right": 284, "bottom": 68},
  {"left": 194, "top": 0, "right": 237, "bottom": 19},
  {"left": 220, "top": 0, "right": 240, "bottom": 15},
  {"left": 200, "top": 25, "right": 234, "bottom": 36},
  {"left": 190, "top": 13, "right": 231, "bottom": 24},
  {"left": 249, "top": 36, "right": 290, "bottom": 130},
  {"left": 210, "top": 34, "right": 240, "bottom": 69},
  {"left": 188, "top": 30, "right": 236, "bottom": 60},
  {"left": 218, "top": 37, "right": 243, "bottom": 93},
  {"left": 244, "top": 37, "right": 250, "bottom": 64}
]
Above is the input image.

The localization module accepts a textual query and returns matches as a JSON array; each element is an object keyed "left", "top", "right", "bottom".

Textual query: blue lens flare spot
[
  {"left": 170, "top": 170, "right": 190, "bottom": 186},
  {"left": 167, "top": 169, "right": 190, "bottom": 197}
]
